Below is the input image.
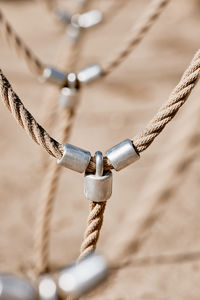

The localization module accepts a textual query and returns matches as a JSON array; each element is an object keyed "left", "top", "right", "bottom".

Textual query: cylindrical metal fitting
[
  {"left": 38, "top": 276, "right": 58, "bottom": 300},
  {"left": 0, "top": 274, "right": 36, "bottom": 300},
  {"left": 57, "top": 144, "right": 91, "bottom": 173},
  {"left": 106, "top": 139, "right": 140, "bottom": 171},
  {"left": 42, "top": 66, "right": 68, "bottom": 85},
  {"left": 67, "top": 24, "right": 81, "bottom": 42},
  {"left": 58, "top": 253, "right": 107, "bottom": 298},
  {"left": 67, "top": 72, "right": 77, "bottom": 89},
  {"left": 59, "top": 87, "right": 79, "bottom": 109},
  {"left": 84, "top": 152, "right": 112, "bottom": 202},
  {"left": 71, "top": 10, "right": 102, "bottom": 29},
  {"left": 77, "top": 64, "right": 102, "bottom": 83}
]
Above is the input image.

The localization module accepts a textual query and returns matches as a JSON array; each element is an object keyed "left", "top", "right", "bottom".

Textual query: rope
[
  {"left": 0, "top": 10, "right": 44, "bottom": 76},
  {"left": 75, "top": 49, "right": 200, "bottom": 259},
  {"left": 0, "top": 70, "right": 63, "bottom": 158},
  {"left": 133, "top": 49, "right": 200, "bottom": 152},
  {"left": 1, "top": 49, "right": 200, "bottom": 171},
  {"left": 78, "top": 201, "right": 106, "bottom": 260},
  {"left": 107, "top": 104, "right": 200, "bottom": 278},
  {"left": 0, "top": 0, "right": 168, "bottom": 79},
  {"left": 34, "top": 109, "right": 75, "bottom": 275},
  {"left": 101, "top": 0, "right": 170, "bottom": 76},
  {"left": 1, "top": 49, "right": 200, "bottom": 265},
  {"left": 34, "top": 0, "right": 91, "bottom": 274}
]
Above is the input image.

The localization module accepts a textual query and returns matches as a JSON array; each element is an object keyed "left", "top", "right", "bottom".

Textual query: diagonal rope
[
  {"left": 101, "top": 0, "right": 170, "bottom": 76},
  {"left": 1, "top": 50, "right": 200, "bottom": 265},
  {"left": 0, "top": 70, "right": 63, "bottom": 158},
  {"left": 0, "top": 9, "right": 45, "bottom": 76}
]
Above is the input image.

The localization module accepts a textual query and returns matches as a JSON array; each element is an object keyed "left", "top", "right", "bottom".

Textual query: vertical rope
[
  {"left": 79, "top": 201, "right": 106, "bottom": 260},
  {"left": 34, "top": 0, "right": 91, "bottom": 275}
]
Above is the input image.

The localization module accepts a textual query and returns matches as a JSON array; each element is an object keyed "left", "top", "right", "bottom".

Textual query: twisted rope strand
[
  {"left": 0, "top": 10, "right": 44, "bottom": 76},
  {"left": 79, "top": 201, "right": 106, "bottom": 260},
  {"left": 77, "top": 50, "right": 200, "bottom": 259},
  {"left": 0, "top": 70, "right": 63, "bottom": 159},
  {"left": 133, "top": 49, "right": 200, "bottom": 152},
  {"left": 1, "top": 49, "right": 200, "bottom": 169},
  {"left": 34, "top": 0, "right": 91, "bottom": 273},
  {"left": 101, "top": 0, "right": 170, "bottom": 76},
  {"left": 34, "top": 109, "right": 75, "bottom": 275}
]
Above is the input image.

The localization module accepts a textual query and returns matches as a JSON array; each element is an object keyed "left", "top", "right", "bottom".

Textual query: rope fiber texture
[
  {"left": 0, "top": 9, "right": 44, "bottom": 76},
  {"left": 0, "top": 70, "right": 63, "bottom": 159},
  {"left": 101, "top": 0, "right": 170, "bottom": 76},
  {"left": 1, "top": 49, "right": 200, "bottom": 272},
  {"left": 0, "top": 49, "right": 200, "bottom": 172},
  {"left": 76, "top": 49, "right": 200, "bottom": 260},
  {"left": 79, "top": 201, "right": 106, "bottom": 260},
  {"left": 34, "top": 0, "right": 92, "bottom": 275}
]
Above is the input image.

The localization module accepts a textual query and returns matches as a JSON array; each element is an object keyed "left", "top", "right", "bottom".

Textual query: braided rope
[
  {"left": 34, "top": 0, "right": 89, "bottom": 272},
  {"left": 0, "top": 70, "right": 63, "bottom": 159},
  {"left": 101, "top": 0, "right": 170, "bottom": 76},
  {"left": 0, "top": 10, "right": 44, "bottom": 76},
  {"left": 35, "top": 109, "right": 75, "bottom": 275},
  {"left": 77, "top": 49, "right": 200, "bottom": 259},
  {"left": 1, "top": 49, "right": 200, "bottom": 169},
  {"left": 133, "top": 49, "right": 200, "bottom": 152},
  {"left": 79, "top": 201, "right": 106, "bottom": 260},
  {"left": 1, "top": 49, "right": 200, "bottom": 264},
  {"left": 109, "top": 106, "right": 200, "bottom": 273}
]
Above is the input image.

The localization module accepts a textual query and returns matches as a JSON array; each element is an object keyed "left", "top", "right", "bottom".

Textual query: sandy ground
[{"left": 1, "top": 0, "right": 200, "bottom": 299}]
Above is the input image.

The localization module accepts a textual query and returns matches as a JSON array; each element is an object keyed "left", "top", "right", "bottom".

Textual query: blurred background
[{"left": 1, "top": 0, "right": 200, "bottom": 299}]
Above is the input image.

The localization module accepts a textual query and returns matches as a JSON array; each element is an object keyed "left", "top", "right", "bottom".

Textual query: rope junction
[
  {"left": 0, "top": 0, "right": 168, "bottom": 79},
  {"left": 0, "top": 0, "right": 199, "bottom": 298}
]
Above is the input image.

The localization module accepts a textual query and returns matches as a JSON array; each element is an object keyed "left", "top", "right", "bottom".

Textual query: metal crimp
[
  {"left": 67, "top": 10, "right": 102, "bottom": 42},
  {"left": 106, "top": 139, "right": 140, "bottom": 171},
  {"left": 38, "top": 275, "right": 58, "bottom": 300},
  {"left": 77, "top": 64, "right": 102, "bottom": 84},
  {"left": 57, "top": 144, "right": 91, "bottom": 174},
  {"left": 59, "top": 72, "right": 79, "bottom": 109},
  {"left": 58, "top": 253, "right": 108, "bottom": 298},
  {"left": 41, "top": 66, "right": 68, "bottom": 86},
  {"left": 0, "top": 274, "right": 36, "bottom": 300},
  {"left": 84, "top": 151, "right": 112, "bottom": 202}
]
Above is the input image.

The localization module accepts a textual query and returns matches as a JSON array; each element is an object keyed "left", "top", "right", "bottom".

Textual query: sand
[{"left": 1, "top": 0, "right": 200, "bottom": 299}]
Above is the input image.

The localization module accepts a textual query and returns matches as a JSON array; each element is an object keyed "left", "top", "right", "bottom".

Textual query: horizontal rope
[{"left": 0, "top": 49, "right": 200, "bottom": 171}]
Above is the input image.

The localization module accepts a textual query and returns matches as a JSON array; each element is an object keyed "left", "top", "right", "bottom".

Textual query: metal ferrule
[
  {"left": 38, "top": 276, "right": 58, "bottom": 300},
  {"left": 84, "top": 151, "right": 112, "bottom": 202},
  {"left": 59, "top": 87, "right": 79, "bottom": 109},
  {"left": 0, "top": 274, "right": 36, "bottom": 300},
  {"left": 77, "top": 64, "right": 102, "bottom": 84},
  {"left": 67, "top": 24, "right": 81, "bottom": 43},
  {"left": 42, "top": 66, "right": 68, "bottom": 85},
  {"left": 71, "top": 10, "right": 102, "bottom": 29},
  {"left": 106, "top": 139, "right": 140, "bottom": 171},
  {"left": 58, "top": 253, "right": 107, "bottom": 298},
  {"left": 57, "top": 144, "right": 91, "bottom": 173},
  {"left": 59, "top": 73, "right": 79, "bottom": 109}
]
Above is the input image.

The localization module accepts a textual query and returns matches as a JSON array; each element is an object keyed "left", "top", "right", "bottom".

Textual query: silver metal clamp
[
  {"left": 57, "top": 144, "right": 91, "bottom": 173},
  {"left": 58, "top": 253, "right": 107, "bottom": 298},
  {"left": 41, "top": 66, "right": 68, "bottom": 86},
  {"left": 84, "top": 151, "right": 112, "bottom": 202},
  {"left": 106, "top": 139, "right": 140, "bottom": 171}
]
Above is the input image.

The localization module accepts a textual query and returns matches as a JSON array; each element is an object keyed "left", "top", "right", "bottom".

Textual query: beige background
[{"left": 1, "top": 0, "right": 200, "bottom": 299}]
